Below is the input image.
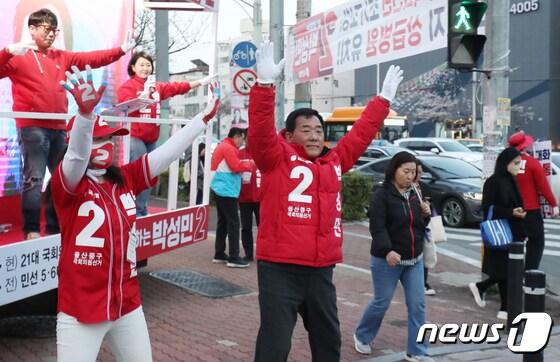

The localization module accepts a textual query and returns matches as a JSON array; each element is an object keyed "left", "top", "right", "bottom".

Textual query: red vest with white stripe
[{"left": 51, "top": 155, "right": 157, "bottom": 323}]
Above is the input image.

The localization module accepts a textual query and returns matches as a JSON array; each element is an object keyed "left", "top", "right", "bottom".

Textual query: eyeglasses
[{"left": 35, "top": 24, "right": 60, "bottom": 35}]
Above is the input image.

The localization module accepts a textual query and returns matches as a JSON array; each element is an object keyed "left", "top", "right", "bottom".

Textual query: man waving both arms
[{"left": 248, "top": 41, "right": 403, "bottom": 362}]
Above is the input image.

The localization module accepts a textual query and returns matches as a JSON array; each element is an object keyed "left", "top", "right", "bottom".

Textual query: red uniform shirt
[
  {"left": 117, "top": 76, "right": 192, "bottom": 144},
  {"left": 0, "top": 47, "right": 124, "bottom": 129},
  {"left": 51, "top": 155, "right": 157, "bottom": 323},
  {"left": 238, "top": 147, "right": 261, "bottom": 203},
  {"left": 247, "top": 85, "right": 389, "bottom": 267},
  {"left": 517, "top": 153, "right": 557, "bottom": 210}
]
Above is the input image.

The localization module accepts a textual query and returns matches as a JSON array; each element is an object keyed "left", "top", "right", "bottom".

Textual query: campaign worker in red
[
  {"left": 0, "top": 8, "right": 134, "bottom": 240},
  {"left": 248, "top": 41, "right": 403, "bottom": 362},
  {"left": 50, "top": 65, "right": 220, "bottom": 362},
  {"left": 117, "top": 51, "right": 216, "bottom": 216}
]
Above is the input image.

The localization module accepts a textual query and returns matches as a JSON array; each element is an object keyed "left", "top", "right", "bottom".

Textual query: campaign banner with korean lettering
[
  {"left": 528, "top": 140, "right": 554, "bottom": 218},
  {"left": 285, "top": 0, "right": 448, "bottom": 84},
  {"left": 136, "top": 205, "right": 209, "bottom": 260},
  {"left": 0, "top": 235, "right": 61, "bottom": 306}
]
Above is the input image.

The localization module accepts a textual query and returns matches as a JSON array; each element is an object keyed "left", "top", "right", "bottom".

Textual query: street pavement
[{"left": 0, "top": 206, "right": 559, "bottom": 361}]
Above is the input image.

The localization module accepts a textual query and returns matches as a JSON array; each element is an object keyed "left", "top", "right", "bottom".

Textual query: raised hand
[
  {"left": 198, "top": 74, "right": 217, "bottom": 86},
  {"left": 60, "top": 65, "right": 106, "bottom": 116},
  {"left": 380, "top": 65, "right": 404, "bottom": 103},
  {"left": 255, "top": 40, "right": 285, "bottom": 84},
  {"left": 202, "top": 81, "right": 220, "bottom": 124},
  {"left": 121, "top": 30, "right": 136, "bottom": 53},
  {"left": 7, "top": 41, "right": 37, "bottom": 56}
]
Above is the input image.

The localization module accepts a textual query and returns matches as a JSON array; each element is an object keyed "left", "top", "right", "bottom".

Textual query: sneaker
[
  {"left": 243, "top": 255, "right": 254, "bottom": 262},
  {"left": 25, "top": 232, "right": 41, "bottom": 240},
  {"left": 469, "top": 282, "right": 486, "bottom": 308},
  {"left": 212, "top": 253, "right": 229, "bottom": 263},
  {"left": 497, "top": 310, "right": 508, "bottom": 320},
  {"left": 226, "top": 257, "right": 250, "bottom": 268},
  {"left": 353, "top": 334, "right": 371, "bottom": 355},
  {"left": 424, "top": 285, "right": 436, "bottom": 296},
  {"left": 405, "top": 354, "right": 434, "bottom": 362}
]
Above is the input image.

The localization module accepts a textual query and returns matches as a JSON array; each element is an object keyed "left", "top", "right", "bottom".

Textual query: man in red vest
[
  {"left": 508, "top": 131, "right": 558, "bottom": 269},
  {"left": 238, "top": 146, "right": 261, "bottom": 262},
  {"left": 248, "top": 41, "right": 403, "bottom": 361}
]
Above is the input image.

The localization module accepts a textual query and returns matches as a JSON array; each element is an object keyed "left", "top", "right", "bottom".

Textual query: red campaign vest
[
  {"left": 51, "top": 155, "right": 157, "bottom": 323},
  {"left": 248, "top": 85, "right": 389, "bottom": 267},
  {"left": 238, "top": 148, "right": 261, "bottom": 203}
]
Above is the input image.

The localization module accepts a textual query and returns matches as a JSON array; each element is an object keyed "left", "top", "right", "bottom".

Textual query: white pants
[{"left": 57, "top": 306, "right": 153, "bottom": 362}]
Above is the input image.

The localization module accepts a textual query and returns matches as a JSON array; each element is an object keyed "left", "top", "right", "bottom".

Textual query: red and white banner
[
  {"left": 136, "top": 205, "right": 209, "bottom": 260},
  {"left": 285, "top": 0, "right": 448, "bottom": 84}
]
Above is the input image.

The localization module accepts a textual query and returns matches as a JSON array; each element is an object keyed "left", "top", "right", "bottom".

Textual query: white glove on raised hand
[
  {"left": 202, "top": 81, "right": 220, "bottom": 124},
  {"left": 7, "top": 41, "right": 37, "bottom": 56},
  {"left": 256, "top": 40, "right": 285, "bottom": 84},
  {"left": 198, "top": 74, "right": 217, "bottom": 86},
  {"left": 121, "top": 30, "right": 136, "bottom": 53},
  {"left": 552, "top": 206, "right": 559, "bottom": 218},
  {"left": 379, "top": 65, "right": 404, "bottom": 103},
  {"left": 139, "top": 75, "right": 156, "bottom": 99}
]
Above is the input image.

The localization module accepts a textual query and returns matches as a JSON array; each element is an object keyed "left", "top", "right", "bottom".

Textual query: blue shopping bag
[{"left": 480, "top": 205, "right": 513, "bottom": 249}]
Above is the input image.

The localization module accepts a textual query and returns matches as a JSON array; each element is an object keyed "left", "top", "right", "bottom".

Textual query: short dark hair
[
  {"left": 285, "top": 108, "right": 324, "bottom": 133},
  {"left": 28, "top": 8, "right": 57, "bottom": 27},
  {"left": 384, "top": 151, "right": 418, "bottom": 183},
  {"left": 228, "top": 127, "right": 247, "bottom": 138},
  {"left": 127, "top": 52, "right": 154, "bottom": 76}
]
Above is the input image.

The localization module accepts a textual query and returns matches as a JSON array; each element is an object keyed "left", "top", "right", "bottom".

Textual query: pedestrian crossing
[{"left": 446, "top": 218, "right": 560, "bottom": 257}]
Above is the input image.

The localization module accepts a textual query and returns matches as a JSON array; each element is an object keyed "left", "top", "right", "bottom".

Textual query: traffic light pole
[
  {"left": 294, "top": 0, "right": 312, "bottom": 110},
  {"left": 481, "top": 0, "right": 510, "bottom": 178},
  {"left": 270, "top": 0, "right": 285, "bottom": 130}
]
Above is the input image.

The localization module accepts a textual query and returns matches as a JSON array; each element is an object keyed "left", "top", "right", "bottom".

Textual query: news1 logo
[{"left": 417, "top": 313, "right": 553, "bottom": 353}]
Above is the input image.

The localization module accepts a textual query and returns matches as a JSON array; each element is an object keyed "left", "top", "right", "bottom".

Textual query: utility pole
[
  {"left": 481, "top": 0, "right": 510, "bottom": 178},
  {"left": 252, "top": 0, "right": 262, "bottom": 46},
  {"left": 294, "top": 0, "right": 312, "bottom": 109},
  {"left": 270, "top": 0, "right": 285, "bottom": 129}
]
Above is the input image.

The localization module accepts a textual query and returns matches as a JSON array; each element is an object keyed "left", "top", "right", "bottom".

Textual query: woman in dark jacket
[
  {"left": 353, "top": 152, "right": 433, "bottom": 362},
  {"left": 469, "top": 147, "right": 526, "bottom": 320}
]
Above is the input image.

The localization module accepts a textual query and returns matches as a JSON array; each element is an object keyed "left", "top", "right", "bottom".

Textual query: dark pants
[
  {"left": 214, "top": 194, "right": 240, "bottom": 258},
  {"left": 255, "top": 262, "right": 341, "bottom": 362},
  {"left": 477, "top": 277, "right": 508, "bottom": 311},
  {"left": 18, "top": 127, "right": 66, "bottom": 234},
  {"left": 130, "top": 137, "right": 157, "bottom": 216},
  {"left": 240, "top": 202, "right": 259, "bottom": 258},
  {"left": 524, "top": 210, "right": 545, "bottom": 270}
]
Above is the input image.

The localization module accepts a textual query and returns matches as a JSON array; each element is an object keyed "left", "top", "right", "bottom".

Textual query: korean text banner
[
  {"left": 285, "top": 0, "right": 448, "bottom": 84},
  {"left": 0, "top": 0, "right": 134, "bottom": 197}
]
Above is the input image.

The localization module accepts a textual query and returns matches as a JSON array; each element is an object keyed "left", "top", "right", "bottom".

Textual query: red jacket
[
  {"left": 0, "top": 47, "right": 124, "bottom": 129},
  {"left": 517, "top": 153, "right": 557, "bottom": 210},
  {"left": 117, "top": 76, "right": 192, "bottom": 144},
  {"left": 247, "top": 85, "right": 389, "bottom": 267},
  {"left": 238, "top": 147, "right": 261, "bottom": 203}
]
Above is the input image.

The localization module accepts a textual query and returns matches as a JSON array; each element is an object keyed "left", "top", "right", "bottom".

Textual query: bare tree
[{"left": 133, "top": 9, "right": 210, "bottom": 59}]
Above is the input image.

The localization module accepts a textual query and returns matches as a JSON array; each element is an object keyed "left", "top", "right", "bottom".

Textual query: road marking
[
  {"left": 444, "top": 232, "right": 481, "bottom": 242},
  {"left": 338, "top": 263, "right": 370, "bottom": 275}
]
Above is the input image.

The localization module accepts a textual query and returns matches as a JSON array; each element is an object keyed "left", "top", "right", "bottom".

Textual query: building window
[{"left": 184, "top": 104, "right": 200, "bottom": 117}]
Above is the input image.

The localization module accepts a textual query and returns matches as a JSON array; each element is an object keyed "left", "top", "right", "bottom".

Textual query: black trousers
[
  {"left": 240, "top": 202, "right": 259, "bottom": 258},
  {"left": 477, "top": 277, "right": 508, "bottom": 311},
  {"left": 254, "top": 262, "right": 341, "bottom": 362},
  {"left": 214, "top": 194, "right": 240, "bottom": 258},
  {"left": 524, "top": 210, "right": 545, "bottom": 270}
]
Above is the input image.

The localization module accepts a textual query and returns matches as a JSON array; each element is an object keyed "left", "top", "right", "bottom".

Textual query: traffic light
[{"left": 447, "top": 0, "right": 488, "bottom": 69}]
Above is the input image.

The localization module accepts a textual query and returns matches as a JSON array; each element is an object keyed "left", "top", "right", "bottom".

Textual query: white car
[{"left": 394, "top": 137, "right": 482, "bottom": 165}]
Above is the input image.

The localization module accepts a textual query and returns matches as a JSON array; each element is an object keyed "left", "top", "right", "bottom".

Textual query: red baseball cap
[
  {"left": 508, "top": 131, "right": 534, "bottom": 151},
  {"left": 66, "top": 115, "right": 129, "bottom": 142}
]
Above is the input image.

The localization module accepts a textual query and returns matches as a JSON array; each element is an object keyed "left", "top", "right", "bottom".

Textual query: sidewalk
[{"left": 0, "top": 207, "right": 559, "bottom": 361}]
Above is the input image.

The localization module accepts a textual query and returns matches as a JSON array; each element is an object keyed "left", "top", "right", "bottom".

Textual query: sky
[{"left": 136, "top": 0, "right": 349, "bottom": 72}]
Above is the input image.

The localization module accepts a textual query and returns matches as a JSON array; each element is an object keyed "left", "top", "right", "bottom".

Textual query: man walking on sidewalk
[
  {"left": 508, "top": 132, "right": 559, "bottom": 270},
  {"left": 210, "top": 124, "right": 254, "bottom": 268},
  {"left": 248, "top": 40, "right": 403, "bottom": 362}
]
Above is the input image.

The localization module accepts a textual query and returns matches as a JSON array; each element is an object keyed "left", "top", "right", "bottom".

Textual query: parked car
[
  {"left": 467, "top": 144, "right": 483, "bottom": 152},
  {"left": 394, "top": 137, "right": 482, "bottom": 165},
  {"left": 362, "top": 145, "right": 414, "bottom": 159},
  {"left": 351, "top": 155, "right": 483, "bottom": 227},
  {"left": 457, "top": 138, "right": 482, "bottom": 146}
]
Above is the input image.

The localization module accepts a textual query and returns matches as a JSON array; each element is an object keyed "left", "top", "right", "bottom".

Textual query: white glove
[
  {"left": 121, "top": 30, "right": 135, "bottom": 53},
  {"left": 379, "top": 65, "right": 404, "bottom": 103},
  {"left": 552, "top": 206, "right": 559, "bottom": 218},
  {"left": 202, "top": 81, "right": 220, "bottom": 124},
  {"left": 256, "top": 40, "right": 285, "bottom": 84},
  {"left": 7, "top": 41, "right": 37, "bottom": 56},
  {"left": 139, "top": 75, "right": 156, "bottom": 99},
  {"left": 198, "top": 74, "right": 217, "bottom": 86}
]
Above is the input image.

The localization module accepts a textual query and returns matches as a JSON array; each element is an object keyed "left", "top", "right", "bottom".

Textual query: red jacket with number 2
[{"left": 247, "top": 85, "right": 389, "bottom": 267}]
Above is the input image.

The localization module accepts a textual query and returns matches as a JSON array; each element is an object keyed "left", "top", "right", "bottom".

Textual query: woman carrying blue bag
[{"left": 469, "top": 147, "right": 527, "bottom": 320}]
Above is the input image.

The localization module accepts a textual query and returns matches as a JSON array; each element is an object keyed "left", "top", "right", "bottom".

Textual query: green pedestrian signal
[{"left": 447, "top": 0, "right": 488, "bottom": 69}]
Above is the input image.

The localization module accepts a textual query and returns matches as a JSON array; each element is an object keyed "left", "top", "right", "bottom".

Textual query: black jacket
[{"left": 369, "top": 182, "right": 429, "bottom": 259}]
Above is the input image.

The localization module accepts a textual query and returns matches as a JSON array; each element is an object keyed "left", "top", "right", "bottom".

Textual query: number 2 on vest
[
  {"left": 76, "top": 201, "right": 105, "bottom": 247},
  {"left": 288, "top": 166, "right": 313, "bottom": 203}
]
